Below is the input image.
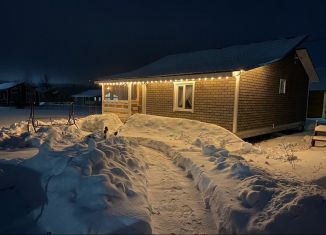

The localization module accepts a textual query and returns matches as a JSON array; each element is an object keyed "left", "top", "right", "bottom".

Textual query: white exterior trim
[
  {"left": 142, "top": 84, "right": 147, "bottom": 114},
  {"left": 296, "top": 49, "right": 319, "bottom": 82},
  {"left": 101, "top": 84, "right": 105, "bottom": 114},
  {"left": 232, "top": 71, "right": 240, "bottom": 133},
  {"left": 127, "top": 83, "right": 132, "bottom": 116},
  {"left": 173, "top": 81, "right": 195, "bottom": 112}
]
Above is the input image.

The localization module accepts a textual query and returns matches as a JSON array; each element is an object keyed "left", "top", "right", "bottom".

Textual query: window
[
  {"left": 104, "top": 85, "right": 137, "bottom": 101},
  {"left": 94, "top": 97, "right": 97, "bottom": 101},
  {"left": 173, "top": 82, "right": 195, "bottom": 112},
  {"left": 279, "top": 79, "right": 287, "bottom": 94}
]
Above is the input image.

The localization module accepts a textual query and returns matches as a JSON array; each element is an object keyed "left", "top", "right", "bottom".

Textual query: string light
[{"left": 98, "top": 75, "right": 236, "bottom": 86}]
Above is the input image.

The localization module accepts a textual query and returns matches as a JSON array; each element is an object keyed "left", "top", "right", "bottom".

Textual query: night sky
[{"left": 0, "top": 0, "right": 326, "bottom": 84}]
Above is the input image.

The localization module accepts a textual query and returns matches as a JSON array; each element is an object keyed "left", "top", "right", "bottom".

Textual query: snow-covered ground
[
  {"left": 0, "top": 106, "right": 99, "bottom": 128},
  {"left": 0, "top": 113, "right": 325, "bottom": 234},
  {"left": 246, "top": 131, "right": 326, "bottom": 188}
]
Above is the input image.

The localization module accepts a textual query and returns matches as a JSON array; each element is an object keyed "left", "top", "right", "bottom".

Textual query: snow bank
[
  {"left": 121, "top": 114, "right": 260, "bottom": 154},
  {"left": 0, "top": 114, "right": 123, "bottom": 150},
  {"left": 0, "top": 114, "right": 150, "bottom": 234},
  {"left": 24, "top": 136, "right": 150, "bottom": 234},
  {"left": 120, "top": 114, "right": 326, "bottom": 234},
  {"left": 78, "top": 114, "right": 123, "bottom": 134}
]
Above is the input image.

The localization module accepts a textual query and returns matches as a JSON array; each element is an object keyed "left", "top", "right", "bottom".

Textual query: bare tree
[{"left": 41, "top": 73, "right": 51, "bottom": 90}]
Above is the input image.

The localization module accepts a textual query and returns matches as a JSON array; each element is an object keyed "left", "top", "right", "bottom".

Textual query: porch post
[
  {"left": 232, "top": 71, "right": 240, "bottom": 133},
  {"left": 101, "top": 84, "right": 105, "bottom": 114},
  {"left": 128, "top": 83, "right": 132, "bottom": 116},
  {"left": 142, "top": 84, "right": 147, "bottom": 114}
]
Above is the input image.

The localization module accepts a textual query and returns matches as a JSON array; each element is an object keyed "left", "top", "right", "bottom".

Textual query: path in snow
[{"left": 142, "top": 146, "right": 217, "bottom": 234}]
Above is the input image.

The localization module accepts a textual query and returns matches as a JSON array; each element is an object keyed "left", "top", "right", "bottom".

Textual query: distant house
[
  {"left": 0, "top": 82, "right": 38, "bottom": 107},
  {"left": 72, "top": 89, "right": 101, "bottom": 106},
  {"left": 307, "top": 68, "right": 326, "bottom": 118},
  {"left": 96, "top": 36, "right": 319, "bottom": 138}
]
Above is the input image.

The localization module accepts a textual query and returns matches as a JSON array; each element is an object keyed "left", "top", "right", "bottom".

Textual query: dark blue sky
[{"left": 0, "top": 0, "right": 326, "bottom": 84}]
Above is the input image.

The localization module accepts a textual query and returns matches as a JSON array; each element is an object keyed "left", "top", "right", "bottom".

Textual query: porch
[{"left": 101, "top": 82, "right": 146, "bottom": 121}]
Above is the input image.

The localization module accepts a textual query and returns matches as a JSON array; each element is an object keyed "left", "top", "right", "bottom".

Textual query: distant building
[
  {"left": 308, "top": 68, "right": 326, "bottom": 118},
  {"left": 97, "top": 36, "right": 319, "bottom": 138},
  {"left": 0, "top": 82, "right": 38, "bottom": 107},
  {"left": 72, "top": 89, "right": 101, "bottom": 106}
]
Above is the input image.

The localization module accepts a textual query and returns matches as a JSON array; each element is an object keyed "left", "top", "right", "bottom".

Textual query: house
[
  {"left": 96, "top": 36, "right": 319, "bottom": 138},
  {"left": 72, "top": 89, "right": 102, "bottom": 106},
  {"left": 0, "top": 82, "right": 38, "bottom": 107},
  {"left": 307, "top": 68, "right": 326, "bottom": 118}
]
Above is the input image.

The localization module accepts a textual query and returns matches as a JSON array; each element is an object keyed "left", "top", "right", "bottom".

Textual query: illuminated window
[
  {"left": 173, "top": 82, "right": 195, "bottom": 112},
  {"left": 104, "top": 85, "right": 137, "bottom": 101},
  {"left": 279, "top": 79, "right": 287, "bottom": 94},
  {"left": 94, "top": 97, "right": 97, "bottom": 101}
]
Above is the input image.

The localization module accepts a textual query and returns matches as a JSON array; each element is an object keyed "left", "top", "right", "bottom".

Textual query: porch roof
[{"left": 97, "top": 35, "right": 310, "bottom": 82}]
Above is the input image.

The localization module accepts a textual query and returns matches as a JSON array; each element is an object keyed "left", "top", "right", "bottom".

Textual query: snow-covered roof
[
  {"left": 72, "top": 89, "right": 101, "bottom": 98},
  {"left": 0, "top": 82, "right": 20, "bottom": 91},
  {"left": 101, "top": 35, "right": 308, "bottom": 80}
]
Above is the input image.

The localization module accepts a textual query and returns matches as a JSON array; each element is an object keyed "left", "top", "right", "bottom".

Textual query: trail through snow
[{"left": 143, "top": 146, "right": 217, "bottom": 234}]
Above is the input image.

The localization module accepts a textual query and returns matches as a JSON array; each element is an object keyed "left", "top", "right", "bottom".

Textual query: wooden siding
[
  {"left": 237, "top": 53, "right": 309, "bottom": 133},
  {"left": 146, "top": 79, "right": 236, "bottom": 131}
]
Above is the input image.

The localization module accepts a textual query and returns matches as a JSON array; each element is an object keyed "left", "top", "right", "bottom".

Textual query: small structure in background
[
  {"left": 72, "top": 89, "right": 101, "bottom": 106},
  {"left": 0, "top": 82, "right": 38, "bottom": 108},
  {"left": 307, "top": 67, "right": 326, "bottom": 118}
]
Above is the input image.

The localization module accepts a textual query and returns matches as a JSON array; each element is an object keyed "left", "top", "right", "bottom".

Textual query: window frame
[
  {"left": 279, "top": 79, "right": 287, "bottom": 94},
  {"left": 173, "top": 81, "right": 195, "bottom": 112}
]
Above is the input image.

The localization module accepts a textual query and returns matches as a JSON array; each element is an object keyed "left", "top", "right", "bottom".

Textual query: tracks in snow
[{"left": 141, "top": 146, "right": 216, "bottom": 234}]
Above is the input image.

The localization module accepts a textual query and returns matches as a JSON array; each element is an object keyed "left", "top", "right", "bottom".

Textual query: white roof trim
[{"left": 296, "top": 49, "right": 319, "bottom": 82}]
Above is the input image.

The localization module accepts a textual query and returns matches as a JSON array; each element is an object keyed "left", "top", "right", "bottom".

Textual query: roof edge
[
  {"left": 95, "top": 71, "right": 234, "bottom": 83},
  {"left": 296, "top": 48, "right": 319, "bottom": 82}
]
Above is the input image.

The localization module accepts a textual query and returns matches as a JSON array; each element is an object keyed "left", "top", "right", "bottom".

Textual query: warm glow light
[{"left": 98, "top": 75, "right": 236, "bottom": 86}]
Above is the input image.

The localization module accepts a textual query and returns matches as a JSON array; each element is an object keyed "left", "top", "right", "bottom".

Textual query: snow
[
  {"left": 0, "top": 114, "right": 149, "bottom": 234},
  {"left": 72, "top": 89, "right": 101, "bottom": 98},
  {"left": 0, "top": 106, "right": 98, "bottom": 128},
  {"left": 0, "top": 82, "right": 19, "bottom": 90},
  {"left": 105, "top": 36, "right": 306, "bottom": 79},
  {"left": 246, "top": 131, "right": 326, "bottom": 188},
  {"left": 0, "top": 113, "right": 325, "bottom": 234},
  {"left": 120, "top": 114, "right": 326, "bottom": 234}
]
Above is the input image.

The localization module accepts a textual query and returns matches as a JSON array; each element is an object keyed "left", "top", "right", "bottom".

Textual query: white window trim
[
  {"left": 173, "top": 81, "right": 195, "bottom": 112},
  {"left": 279, "top": 79, "right": 287, "bottom": 94}
]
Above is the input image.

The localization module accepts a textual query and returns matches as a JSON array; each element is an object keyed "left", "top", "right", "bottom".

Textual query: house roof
[
  {"left": 0, "top": 82, "right": 20, "bottom": 91},
  {"left": 310, "top": 68, "right": 326, "bottom": 91},
  {"left": 99, "top": 35, "right": 311, "bottom": 81},
  {"left": 72, "top": 89, "right": 101, "bottom": 98}
]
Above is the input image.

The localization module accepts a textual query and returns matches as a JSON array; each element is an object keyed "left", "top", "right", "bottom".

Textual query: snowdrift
[
  {"left": 120, "top": 114, "right": 326, "bottom": 234},
  {"left": 1, "top": 113, "right": 326, "bottom": 234},
  {"left": 78, "top": 113, "right": 123, "bottom": 134},
  {"left": 0, "top": 114, "right": 151, "bottom": 234},
  {"left": 0, "top": 114, "right": 123, "bottom": 150}
]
